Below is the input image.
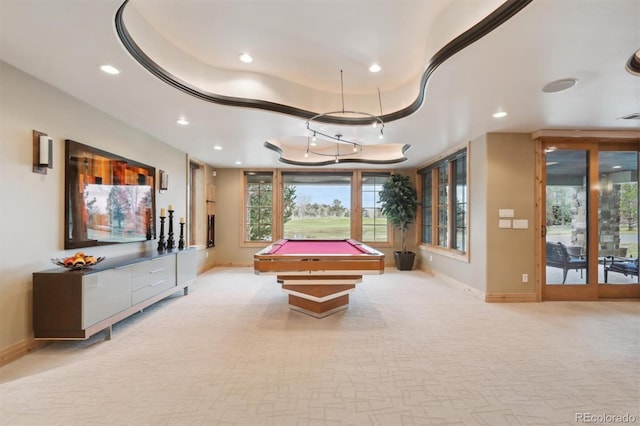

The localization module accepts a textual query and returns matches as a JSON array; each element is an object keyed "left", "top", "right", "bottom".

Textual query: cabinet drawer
[
  {"left": 82, "top": 266, "right": 132, "bottom": 328},
  {"left": 131, "top": 276, "right": 174, "bottom": 305},
  {"left": 131, "top": 256, "right": 175, "bottom": 291}
]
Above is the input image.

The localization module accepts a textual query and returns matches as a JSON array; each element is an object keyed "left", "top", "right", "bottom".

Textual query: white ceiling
[{"left": 1, "top": 0, "right": 638, "bottom": 169}]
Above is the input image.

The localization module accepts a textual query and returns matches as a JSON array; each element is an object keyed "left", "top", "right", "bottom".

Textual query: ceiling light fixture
[
  {"left": 612, "top": 165, "right": 622, "bottom": 169},
  {"left": 176, "top": 118, "right": 189, "bottom": 126},
  {"left": 492, "top": 111, "right": 507, "bottom": 118},
  {"left": 304, "top": 70, "right": 385, "bottom": 163},
  {"left": 213, "top": 145, "right": 222, "bottom": 150},
  {"left": 239, "top": 53, "right": 253, "bottom": 63},
  {"left": 369, "top": 63, "right": 381, "bottom": 73},
  {"left": 100, "top": 64, "right": 120, "bottom": 75},
  {"left": 234, "top": 161, "right": 242, "bottom": 165},
  {"left": 542, "top": 78, "right": 578, "bottom": 93}
]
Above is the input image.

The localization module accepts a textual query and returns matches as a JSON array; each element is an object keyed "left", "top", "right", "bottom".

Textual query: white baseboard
[{"left": 419, "top": 265, "right": 538, "bottom": 302}]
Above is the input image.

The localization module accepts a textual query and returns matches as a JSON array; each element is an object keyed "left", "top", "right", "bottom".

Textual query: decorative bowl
[{"left": 51, "top": 255, "right": 105, "bottom": 270}]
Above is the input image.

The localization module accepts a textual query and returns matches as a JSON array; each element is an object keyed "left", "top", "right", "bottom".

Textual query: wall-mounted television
[{"left": 65, "top": 140, "right": 156, "bottom": 249}]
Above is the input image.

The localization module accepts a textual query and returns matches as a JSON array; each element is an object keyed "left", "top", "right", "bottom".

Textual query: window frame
[
  {"left": 281, "top": 170, "right": 353, "bottom": 240},
  {"left": 241, "top": 169, "right": 394, "bottom": 248},
  {"left": 241, "top": 170, "right": 276, "bottom": 246},
  {"left": 418, "top": 144, "right": 470, "bottom": 261},
  {"left": 359, "top": 171, "right": 393, "bottom": 246}
]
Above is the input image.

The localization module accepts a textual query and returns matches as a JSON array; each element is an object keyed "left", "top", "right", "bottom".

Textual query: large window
[
  {"left": 282, "top": 173, "right": 352, "bottom": 239},
  {"left": 244, "top": 171, "right": 274, "bottom": 242},
  {"left": 419, "top": 148, "right": 468, "bottom": 254},
  {"left": 242, "top": 170, "right": 392, "bottom": 246}
]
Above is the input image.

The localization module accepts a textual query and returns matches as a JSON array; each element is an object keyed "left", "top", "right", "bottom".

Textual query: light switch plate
[
  {"left": 513, "top": 219, "right": 528, "bottom": 229},
  {"left": 499, "top": 209, "right": 514, "bottom": 218}
]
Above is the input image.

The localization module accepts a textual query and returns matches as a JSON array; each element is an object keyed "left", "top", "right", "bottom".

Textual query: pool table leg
[
  {"left": 288, "top": 294, "right": 350, "bottom": 318},
  {"left": 278, "top": 276, "right": 361, "bottom": 318}
]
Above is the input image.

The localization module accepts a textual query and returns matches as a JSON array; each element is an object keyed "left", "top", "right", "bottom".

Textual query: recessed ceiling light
[
  {"left": 492, "top": 111, "right": 507, "bottom": 118},
  {"left": 234, "top": 161, "right": 242, "bottom": 165},
  {"left": 542, "top": 78, "right": 578, "bottom": 93},
  {"left": 176, "top": 118, "right": 189, "bottom": 126},
  {"left": 213, "top": 145, "right": 222, "bottom": 150},
  {"left": 612, "top": 165, "right": 622, "bottom": 169},
  {"left": 369, "top": 63, "right": 381, "bottom": 73},
  {"left": 239, "top": 53, "right": 253, "bottom": 63},
  {"left": 100, "top": 64, "right": 120, "bottom": 75},
  {"left": 625, "top": 48, "right": 640, "bottom": 76}
]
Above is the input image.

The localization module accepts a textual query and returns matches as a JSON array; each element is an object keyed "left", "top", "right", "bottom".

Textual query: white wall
[{"left": 0, "top": 61, "right": 189, "bottom": 352}]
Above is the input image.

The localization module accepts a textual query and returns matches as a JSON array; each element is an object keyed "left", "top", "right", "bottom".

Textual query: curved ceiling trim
[
  {"left": 115, "top": 0, "right": 532, "bottom": 125},
  {"left": 263, "top": 141, "right": 412, "bottom": 166}
]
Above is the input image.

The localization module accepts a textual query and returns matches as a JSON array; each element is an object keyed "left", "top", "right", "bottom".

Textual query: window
[
  {"left": 419, "top": 148, "right": 468, "bottom": 254},
  {"left": 282, "top": 173, "right": 352, "bottom": 239},
  {"left": 244, "top": 171, "right": 273, "bottom": 242},
  {"left": 243, "top": 170, "right": 392, "bottom": 246},
  {"left": 437, "top": 163, "right": 449, "bottom": 247},
  {"left": 361, "top": 173, "right": 389, "bottom": 243},
  {"left": 422, "top": 168, "right": 433, "bottom": 244},
  {"left": 189, "top": 160, "right": 205, "bottom": 247},
  {"left": 453, "top": 154, "right": 467, "bottom": 252}
]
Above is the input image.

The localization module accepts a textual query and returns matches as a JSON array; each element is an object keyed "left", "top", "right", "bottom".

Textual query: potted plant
[{"left": 378, "top": 173, "right": 419, "bottom": 270}]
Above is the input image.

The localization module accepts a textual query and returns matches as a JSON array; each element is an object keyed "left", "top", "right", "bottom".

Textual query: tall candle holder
[
  {"left": 157, "top": 215, "right": 166, "bottom": 252},
  {"left": 178, "top": 221, "right": 185, "bottom": 250},
  {"left": 166, "top": 208, "right": 175, "bottom": 250}
]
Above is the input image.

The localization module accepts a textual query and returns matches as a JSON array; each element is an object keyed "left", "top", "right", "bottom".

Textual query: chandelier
[
  {"left": 264, "top": 71, "right": 410, "bottom": 166},
  {"left": 303, "top": 71, "right": 385, "bottom": 163}
]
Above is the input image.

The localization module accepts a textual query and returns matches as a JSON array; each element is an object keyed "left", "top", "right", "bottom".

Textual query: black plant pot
[{"left": 394, "top": 251, "right": 415, "bottom": 271}]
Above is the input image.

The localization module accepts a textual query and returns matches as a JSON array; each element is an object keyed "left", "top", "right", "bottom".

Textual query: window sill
[
  {"left": 419, "top": 244, "right": 469, "bottom": 263},
  {"left": 240, "top": 241, "right": 274, "bottom": 248}
]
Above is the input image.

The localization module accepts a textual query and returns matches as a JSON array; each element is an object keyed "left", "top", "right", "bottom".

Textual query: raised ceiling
[{"left": 0, "top": 0, "right": 638, "bottom": 169}]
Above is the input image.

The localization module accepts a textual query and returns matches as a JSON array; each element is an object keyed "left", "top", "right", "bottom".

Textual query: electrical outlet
[
  {"left": 522, "top": 273, "right": 528, "bottom": 283},
  {"left": 206, "top": 251, "right": 209, "bottom": 258},
  {"left": 429, "top": 255, "right": 433, "bottom": 262}
]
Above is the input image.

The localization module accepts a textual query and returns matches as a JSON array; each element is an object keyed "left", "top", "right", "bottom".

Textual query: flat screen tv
[{"left": 65, "top": 140, "right": 156, "bottom": 249}]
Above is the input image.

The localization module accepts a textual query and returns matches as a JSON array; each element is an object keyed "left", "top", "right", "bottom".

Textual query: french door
[{"left": 539, "top": 137, "right": 640, "bottom": 300}]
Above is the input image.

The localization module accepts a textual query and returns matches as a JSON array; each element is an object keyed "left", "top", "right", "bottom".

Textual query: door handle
[{"left": 541, "top": 225, "right": 547, "bottom": 237}]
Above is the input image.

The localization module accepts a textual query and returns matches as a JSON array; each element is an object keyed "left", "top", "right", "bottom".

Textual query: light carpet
[{"left": 1, "top": 267, "right": 639, "bottom": 425}]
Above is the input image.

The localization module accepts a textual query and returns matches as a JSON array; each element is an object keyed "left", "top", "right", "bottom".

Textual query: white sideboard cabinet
[{"left": 33, "top": 249, "right": 197, "bottom": 340}]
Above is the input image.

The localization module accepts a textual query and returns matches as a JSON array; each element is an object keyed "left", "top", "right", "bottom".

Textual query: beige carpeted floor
[{"left": 1, "top": 267, "right": 639, "bottom": 425}]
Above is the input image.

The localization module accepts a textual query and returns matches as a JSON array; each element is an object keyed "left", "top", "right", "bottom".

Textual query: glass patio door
[
  {"left": 597, "top": 149, "right": 640, "bottom": 298},
  {"left": 541, "top": 139, "right": 640, "bottom": 300},
  {"left": 543, "top": 148, "right": 593, "bottom": 299}
]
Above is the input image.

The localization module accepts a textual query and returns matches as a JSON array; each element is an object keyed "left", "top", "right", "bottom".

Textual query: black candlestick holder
[
  {"left": 178, "top": 222, "right": 185, "bottom": 250},
  {"left": 157, "top": 216, "right": 166, "bottom": 252},
  {"left": 145, "top": 208, "right": 152, "bottom": 240},
  {"left": 166, "top": 209, "right": 175, "bottom": 250}
]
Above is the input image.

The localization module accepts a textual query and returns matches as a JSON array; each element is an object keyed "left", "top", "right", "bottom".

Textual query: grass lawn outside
[{"left": 284, "top": 216, "right": 388, "bottom": 241}]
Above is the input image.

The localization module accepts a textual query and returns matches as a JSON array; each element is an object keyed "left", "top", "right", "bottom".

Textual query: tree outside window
[{"left": 245, "top": 172, "right": 274, "bottom": 241}]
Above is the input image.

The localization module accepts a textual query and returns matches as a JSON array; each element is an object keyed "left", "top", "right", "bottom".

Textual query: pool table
[{"left": 254, "top": 239, "right": 385, "bottom": 318}]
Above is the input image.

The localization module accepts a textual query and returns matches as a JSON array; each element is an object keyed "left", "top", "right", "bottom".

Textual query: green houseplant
[{"left": 379, "top": 173, "right": 419, "bottom": 270}]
